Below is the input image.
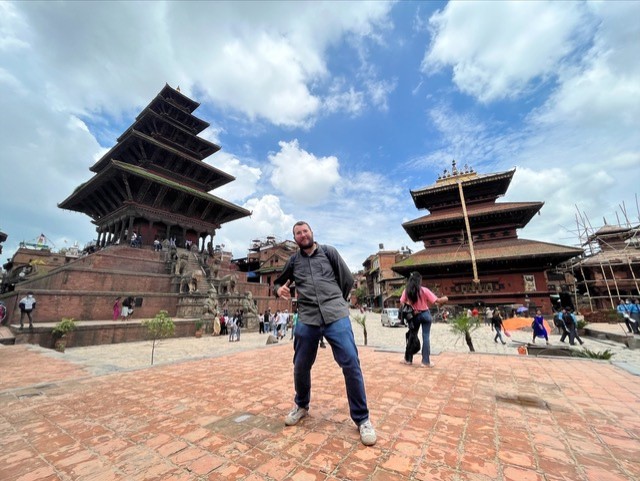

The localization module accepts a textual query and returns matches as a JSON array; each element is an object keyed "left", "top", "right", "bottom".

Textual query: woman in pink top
[{"left": 400, "top": 272, "right": 448, "bottom": 367}]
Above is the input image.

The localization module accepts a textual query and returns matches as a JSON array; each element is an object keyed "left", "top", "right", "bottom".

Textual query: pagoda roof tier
[
  {"left": 143, "top": 94, "right": 210, "bottom": 134},
  {"left": 59, "top": 160, "right": 250, "bottom": 227},
  {"left": 392, "top": 238, "right": 583, "bottom": 278},
  {"left": 158, "top": 84, "right": 200, "bottom": 114},
  {"left": 117, "top": 109, "right": 220, "bottom": 160},
  {"left": 411, "top": 168, "right": 515, "bottom": 211},
  {"left": 90, "top": 130, "right": 234, "bottom": 191},
  {"left": 403, "top": 201, "right": 543, "bottom": 242}
]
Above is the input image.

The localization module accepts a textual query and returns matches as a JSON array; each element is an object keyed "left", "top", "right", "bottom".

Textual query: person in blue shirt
[
  {"left": 560, "top": 307, "right": 584, "bottom": 345},
  {"left": 628, "top": 299, "right": 640, "bottom": 334},
  {"left": 617, "top": 299, "right": 638, "bottom": 334}
]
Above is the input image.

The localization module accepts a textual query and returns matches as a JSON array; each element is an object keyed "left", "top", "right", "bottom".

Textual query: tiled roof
[
  {"left": 403, "top": 202, "right": 543, "bottom": 226},
  {"left": 394, "top": 238, "right": 583, "bottom": 269},
  {"left": 575, "top": 249, "right": 640, "bottom": 266},
  {"left": 411, "top": 169, "right": 515, "bottom": 196}
]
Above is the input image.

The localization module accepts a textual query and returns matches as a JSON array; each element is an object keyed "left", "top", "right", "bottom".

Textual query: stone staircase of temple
[
  {"left": 0, "top": 243, "right": 293, "bottom": 347},
  {"left": 0, "top": 326, "right": 15, "bottom": 345}
]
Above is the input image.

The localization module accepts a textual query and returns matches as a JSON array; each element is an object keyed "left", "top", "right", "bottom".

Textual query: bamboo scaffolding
[{"left": 571, "top": 200, "right": 640, "bottom": 309}]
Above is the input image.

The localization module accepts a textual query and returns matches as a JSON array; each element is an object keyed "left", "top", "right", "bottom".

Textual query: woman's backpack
[
  {"left": 399, "top": 304, "right": 414, "bottom": 326},
  {"left": 406, "top": 329, "right": 421, "bottom": 355}
]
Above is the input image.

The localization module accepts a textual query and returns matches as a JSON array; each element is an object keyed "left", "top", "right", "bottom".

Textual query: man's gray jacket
[{"left": 273, "top": 243, "right": 354, "bottom": 326}]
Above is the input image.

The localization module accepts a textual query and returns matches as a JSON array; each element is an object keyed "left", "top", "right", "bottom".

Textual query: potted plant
[
  {"left": 52, "top": 317, "right": 77, "bottom": 352},
  {"left": 194, "top": 319, "right": 204, "bottom": 338}
]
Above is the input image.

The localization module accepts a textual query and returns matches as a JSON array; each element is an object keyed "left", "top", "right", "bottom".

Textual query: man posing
[
  {"left": 18, "top": 292, "right": 36, "bottom": 330},
  {"left": 273, "top": 221, "right": 376, "bottom": 446}
]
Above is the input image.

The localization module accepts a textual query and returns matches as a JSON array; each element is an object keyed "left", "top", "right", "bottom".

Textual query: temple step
[{"left": 0, "top": 326, "right": 16, "bottom": 345}]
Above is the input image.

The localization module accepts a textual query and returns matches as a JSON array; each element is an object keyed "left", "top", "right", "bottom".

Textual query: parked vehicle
[{"left": 381, "top": 308, "right": 403, "bottom": 327}]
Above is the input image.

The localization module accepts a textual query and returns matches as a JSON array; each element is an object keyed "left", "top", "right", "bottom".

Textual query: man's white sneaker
[
  {"left": 359, "top": 420, "right": 377, "bottom": 446},
  {"left": 284, "top": 406, "right": 308, "bottom": 426}
]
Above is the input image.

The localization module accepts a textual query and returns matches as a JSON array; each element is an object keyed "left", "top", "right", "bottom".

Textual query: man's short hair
[{"left": 292, "top": 221, "right": 311, "bottom": 234}]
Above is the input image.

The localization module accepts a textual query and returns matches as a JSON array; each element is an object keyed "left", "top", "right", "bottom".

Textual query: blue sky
[{"left": 1, "top": 1, "right": 639, "bottom": 271}]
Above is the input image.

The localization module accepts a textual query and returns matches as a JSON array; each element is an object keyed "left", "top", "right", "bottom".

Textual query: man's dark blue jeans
[{"left": 292, "top": 316, "right": 369, "bottom": 426}]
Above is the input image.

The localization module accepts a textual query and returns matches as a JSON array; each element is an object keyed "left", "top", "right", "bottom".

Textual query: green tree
[
  {"left": 354, "top": 286, "right": 368, "bottom": 307},
  {"left": 142, "top": 310, "right": 175, "bottom": 365},
  {"left": 352, "top": 313, "right": 368, "bottom": 346},
  {"left": 449, "top": 314, "right": 481, "bottom": 352}
]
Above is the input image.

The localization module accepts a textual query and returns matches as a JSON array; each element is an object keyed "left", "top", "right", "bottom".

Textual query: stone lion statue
[
  {"left": 203, "top": 287, "right": 218, "bottom": 315},
  {"left": 179, "top": 269, "right": 206, "bottom": 294},
  {"left": 174, "top": 253, "right": 189, "bottom": 276},
  {"left": 210, "top": 255, "right": 222, "bottom": 279},
  {"left": 242, "top": 291, "right": 259, "bottom": 316}
]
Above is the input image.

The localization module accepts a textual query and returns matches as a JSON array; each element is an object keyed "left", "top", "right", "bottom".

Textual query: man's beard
[{"left": 296, "top": 236, "right": 314, "bottom": 250}]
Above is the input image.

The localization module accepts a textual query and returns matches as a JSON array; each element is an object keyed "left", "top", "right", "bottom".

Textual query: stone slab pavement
[{"left": 1, "top": 312, "right": 640, "bottom": 481}]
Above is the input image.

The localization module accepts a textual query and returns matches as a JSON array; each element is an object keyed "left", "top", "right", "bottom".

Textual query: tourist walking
[
  {"left": 219, "top": 313, "right": 227, "bottom": 336},
  {"left": 274, "top": 221, "right": 376, "bottom": 446},
  {"left": 18, "top": 292, "right": 36, "bottom": 330},
  {"left": 617, "top": 299, "right": 639, "bottom": 334},
  {"left": 228, "top": 315, "right": 237, "bottom": 342},
  {"left": 400, "top": 271, "right": 448, "bottom": 367},
  {"left": 531, "top": 309, "right": 549, "bottom": 345},
  {"left": 484, "top": 307, "right": 493, "bottom": 326},
  {"left": 561, "top": 307, "right": 584, "bottom": 345},
  {"left": 278, "top": 310, "right": 288, "bottom": 339},
  {"left": 491, "top": 309, "right": 507, "bottom": 345},
  {"left": 631, "top": 299, "right": 640, "bottom": 334},
  {"left": 235, "top": 310, "right": 242, "bottom": 341},
  {"left": 259, "top": 310, "right": 267, "bottom": 334},
  {"left": 113, "top": 297, "right": 121, "bottom": 321}
]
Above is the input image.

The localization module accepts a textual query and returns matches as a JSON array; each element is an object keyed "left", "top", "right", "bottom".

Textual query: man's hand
[{"left": 277, "top": 280, "right": 291, "bottom": 300}]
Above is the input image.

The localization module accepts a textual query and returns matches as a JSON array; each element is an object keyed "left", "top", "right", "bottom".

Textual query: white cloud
[
  {"left": 324, "top": 84, "right": 366, "bottom": 116},
  {"left": 0, "top": 1, "right": 395, "bottom": 263},
  {"left": 206, "top": 152, "right": 262, "bottom": 203},
  {"left": 422, "top": 1, "right": 592, "bottom": 102},
  {"left": 213, "top": 195, "right": 295, "bottom": 258},
  {"left": 269, "top": 139, "right": 341, "bottom": 205}
]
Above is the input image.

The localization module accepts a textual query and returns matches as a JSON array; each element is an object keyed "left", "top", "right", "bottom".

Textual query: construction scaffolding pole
[
  {"left": 578, "top": 262, "right": 594, "bottom": 311},
  {"left": 458, "top": 180, "right": 479, "bottom": 285}
]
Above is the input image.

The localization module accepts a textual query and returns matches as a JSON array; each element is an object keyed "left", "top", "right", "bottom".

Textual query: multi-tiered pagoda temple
[
  {"left": 60, "top": 84, "right": 250, "bottom": 249},
  {"left": 393, "top": 161, "right": 582, "bottom": 313}
]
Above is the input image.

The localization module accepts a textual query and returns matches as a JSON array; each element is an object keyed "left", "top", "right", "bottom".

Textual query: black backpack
[
  {"left": 399, "top": 304, "right": 414, "bottom": 325},
  {"left": 406, "top": 329, "right": 421, "bottom": 354}
]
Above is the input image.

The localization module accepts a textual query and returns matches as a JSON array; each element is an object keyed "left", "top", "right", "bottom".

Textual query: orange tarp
[{"left": 502, "top": 316, "right": 554, "bottom": 334}]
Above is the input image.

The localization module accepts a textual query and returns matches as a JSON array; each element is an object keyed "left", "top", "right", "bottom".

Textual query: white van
[{"left": 381, "top": 308, "right": 403, "bottom": 327}]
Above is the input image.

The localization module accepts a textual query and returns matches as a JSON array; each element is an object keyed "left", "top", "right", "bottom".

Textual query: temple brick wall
[
  {"left": 4, "top": 291, "right": 180, "bottom": 324},
  {"left": 1, "top": 243, "right": 294, "bottom": 327},
  {"left": 426, "top": 271, "right": 553, "bottom": 313}
]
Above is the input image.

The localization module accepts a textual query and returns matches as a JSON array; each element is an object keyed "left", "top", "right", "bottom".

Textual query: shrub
[
  {"left": 352, "top": 313, "right": 368, "bottom": 346},
  {"left": 52, "top": 318, "right": 76, "bottom": 338},
  {"left": 142, "top": 311, "right": 175, "bottom": 365},
  {"left": 571, "top": 347, "right": 614, "bottom": 360}
]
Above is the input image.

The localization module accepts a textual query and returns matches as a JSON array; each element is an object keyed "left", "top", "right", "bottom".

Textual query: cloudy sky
[{"left": 1, "top": 1, "right": 639, "bottom": 271}]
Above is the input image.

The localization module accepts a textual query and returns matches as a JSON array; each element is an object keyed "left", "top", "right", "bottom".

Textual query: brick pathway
[{"left": 1, "top": 342, "right": 639, "bottom": 480}]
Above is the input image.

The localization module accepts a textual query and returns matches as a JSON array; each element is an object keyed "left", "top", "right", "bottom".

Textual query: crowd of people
[{"left": 256, "top": 308, "right": 298, "bottom": 340}]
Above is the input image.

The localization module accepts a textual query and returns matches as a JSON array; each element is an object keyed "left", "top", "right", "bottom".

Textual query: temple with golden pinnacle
[{"left": 393, "top": 161, "right": 583, "bottom": 313}]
